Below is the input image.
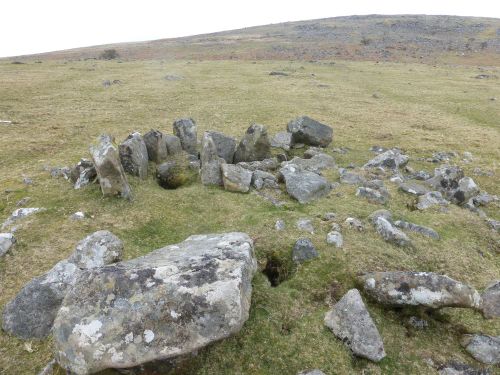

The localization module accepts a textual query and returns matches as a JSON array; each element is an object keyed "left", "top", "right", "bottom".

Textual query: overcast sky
[{"left": 1, "top": 0, "right": 499, "bottom": 58}]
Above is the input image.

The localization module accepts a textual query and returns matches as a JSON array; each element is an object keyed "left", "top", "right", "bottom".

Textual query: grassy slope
[{"left": 0, "top": 59, "right": 499, "bottom": 374}]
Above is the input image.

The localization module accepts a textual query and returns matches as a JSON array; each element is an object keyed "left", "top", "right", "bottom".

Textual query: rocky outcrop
[
  {"left": 91, "top": 135, "right": 132, "bottom": 200},
  {"left": 287, "top": 116, "right": 333, "bottom": 147},
  {"left": 119, "top": 132, "right": 148, "bottom": 179},
  {"left": 233, "top": 124, "right": 271, "bottom": 163},
  {"left": 2, "top": 231, "right": 123, "bottom": 339},
  {"left": 359, "top": 271, "right": 481, "bottom": 309},
  {"left": 173, "top": 118, "right": 198, "bottom": 155},
  {"left": 221, "top": 164, "right": 252, "bottom": 193},
  {"left": 200, "top": 132, "right": 225, "bottom": 186},
  {"left": 52, "top": 232, "right": 257, "bottom": 375},
  {"left": 279, "top": 164, "right": 331, "bottom": 204},
  {"left": 324, "top": 289, "right": 385, "bottom": 362},
  {"left": 143, "top": 130, "right": 168, "bottom": 163}
]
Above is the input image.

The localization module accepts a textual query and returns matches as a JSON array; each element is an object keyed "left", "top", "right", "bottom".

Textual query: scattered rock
[
  {"left": 71, "top": 159, "right": 97, "bottom": 189},
  {"left": 324, "top": 289, "right": 386, "bottom": 362},
  {"left": 287, "top": 116, "right": 333, "bottom": 147},
  {"left": 356, "top": 186, "right": 389, "bottom": 205},
  {"left": 369, "top": 209, "right": 393, "bottom": 224},
  {"left": 399, "top": 181, "right": 430, "bottom": 196},
  {"left": 165, "top": 135, "right": 183, "bottom": 155},
  {"left": 2, "top": 231, "right": 123, "bottom": 339},
  {"left": 394, "top": 220, "right": 440, "bottom": 240},
  {"left": 480, "top": 281, "right": 500, "bottom": 319},
  {"left": 296, "top": 218, "right": 314, "bottom": 233},
  {"left": 49, "top": 166, "right": 71, "bottom": 179},
  {"left": 234, "top": 123, "right": 271, "bottom": 163},
  {"left": 323, "top": 212, "right": 336, "bottom": 221},
  {"left": 345, "top": 217, "right": 364, "bottom": 231},
  {"left": 52, "top": 232, "right": 257, "bottom": 374},
  {"left": 70, "top": 212, "right": 86, "bottom": 221},
  {"left": 359, "top": 271, "right": 481, "bottom": 309},
  {"left": 119, "top": 132, "right": 148, "bottom": 179},
  {"left": 339, "top": 168, "right": 366, "bottom": 185},
  {"left": 461, "top": 334, "right": 499, "bottom": 365},
  {"left": 206, "top": 131, "right": 237, "bottom": 163},
  {"left": 200, "top": 133, "right": 225, "bottom": 186},
  {"left": 279, "top": 164, "right": 332, "bottom": 204},
  {"left": 270, "top": 132, "right": 292, "bottom": 151},
  {"left": 143, "top": 129, "right": 168, "bottom": 163},
  {"left": 364, "top": 149, "right": 409, "bottom": 170},
  {"left": 251, "top": 170, "right": 279, "bottom": 190},
  {"left": 0, "top": 233, "right": 16, "bottom": 257},
  {"left": 221, "top": 164, "right": 252, "bottom": 193},
  {"left": 374, "top": 216, "right": 411, "bottom": 246},
  {"left": 292, "top": 238, "right": 318, "bottom": 263},
  {"left": 408, "top": 316, "right": 428, "bottom": 329},
  {"left": 417, "top": 191, "right": 450, "bottom": 210},
  {"left": 173, "top": 118, "right": 198, "bottom": 155},
  {"left": 1, "top": 207, "right": 44, "bottom": 231},
  {"left": 275, "top": 219, "right": 285, "bottom": 231},
  {"left": 326, "top": 231, "right": 343, "bottom": 248},
  {"left": 91, "top": 135, "right": 132, "bottom": 200}
]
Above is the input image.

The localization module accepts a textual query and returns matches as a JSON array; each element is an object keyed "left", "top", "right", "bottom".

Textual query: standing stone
[
  {"left": 52, "top": 233, "right": 257, "bottom": 375},
  {"left": 119, "top": 132, "right": 148, "bottom": 179},
  {"left": 206, "top": 131, "right": 237, "bottom": 163},
  {"left": 200, "top": 133, "right": 225, "bottom": 186},
  {"left": 2, "top": 231, "right": 123, "bottom": 339},
  {"left": 221, "top": 164, "right": 252, "bottom": 193},
  {"left": 287, "top": 116, "right": 333, "bottom": 147},
  {"left": 91, "top": 135, "right": 132, "bottom": 200},
  {"left": 233, "top": 123, "right": 271, "bottom": 163},
  {"left": 165, "top": 135, "right": 183, "bottom": 155},
  {"left": 279, "top": 164, "right": 331, "bottom": 204},
  {"left": 0, "top": 233, "right": 15, "bottom": 257},
  {"left": 292, "top": 238, "right": 318, "bottom": 263},
  {"left": 324, "top": 289, "right": 386, "bottom": 362},
  {"left": 480, "top": 281, "right": 500, "bottom": 319},
  {"left": 143, "top": 130, "right": 168, "bottom": 163},
  {"left": 173, "top": 118, "right": 198, "bottom": 155},
  {"left": 461, "top": 334, "right": 500, "bottom": 365},
  {"left": 359, "top": 271, "right": 481, "bottom": 309}
]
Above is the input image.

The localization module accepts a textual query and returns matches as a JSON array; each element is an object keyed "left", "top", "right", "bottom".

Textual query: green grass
[{"left": 0, "top": 59, "right": 499, "bottom": 374}]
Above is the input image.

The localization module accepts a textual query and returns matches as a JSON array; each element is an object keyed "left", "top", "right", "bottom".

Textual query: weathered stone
[
  {"left": 417, "top": 191, "right": 450, "bottom": 210},
  {"left": 119, "top": 132, "right": 148, "bottom": 179},
  {"left": 480, "top": 281, "right": 500, "bottom": 319},
  {"left": 237, "top": 158, "right": 279, "bottom": 172},
  {"left": 427, "top": 165, "right": 464, "bottom": 191},
  {"left": 70, "top": 212, "right": 86, "bottom": 221},
  {"left": 399, "top": 181, "right": 430, "bottom": 196},
  {"left": 282, "top": 153, "right": 335, "bottom": 174},
  {"left": 221, "top": 164, "right": 252, "bottom": 193},
  {"left": 468, "top": 192, "right": 499, "bottom": 207},
  {"left": 363, "top": 149, "right": 409, "bottom": 170},
  {"left": 173, "top": 118, "right": 198, "bottom": 155},
  {"left": 369, "top": 209, "right": 392, "bottom": 225},
  {"left": 71, "top": 159, "right": 97, "bottom": 189},
  {"left": 200, "top": 133, "right": 225, "bottom": 186},
  {"left": 412, "top": 170, "right": 432, "bottom": 181},
  {"left": 296, "top": 218, "right": 314, "bottom": 233},
  {"left": 486, "top": 219, "right": 500, "bottom": 233},
  {"left": 374, "top": 217, "right": 411, "bottom": 246},
  {"left": 323, "top": 212, "right": 336, "bottom": 221},
  {"left": 165, "top": 135, "right": 183, "bottom": 155},
  {"left": 0, "top": 233, "right": 15, "bottom": 257},
  {"left": 339, "top": 169, "right": 366, "bottom": 185},
  {"left": 450, "top": 177, "right": 479, "bottom": 205},
  {"left": 143, "top": 130, "right": 168, "bottom": 163},
  {"left": 394, "top": 220, "right": 440, "bottom": 240},
  {"left": 326, "top": 231, "right": 343, "bottom": 248},
  {"left": 91, "top": 135, "right": 132, "bottom": 200},
  {"left": 461, "top": 334, "right": 500, "bottom": 365},
  {"left": 324, "top": 289, "right": 385, "bottom": 362},
  {"left": 287, "top": 116, "right": 333, "bottom": 147},
  {"left": 359, "top": 271, "right": 481, "bottom": 309},
  {"left": 345, "top": 217, "right": 364, "bottom": 231},
  {"left": 1, "top": 207, "right": 44, "bottom": 231},
  {"left": 356, "top": 187, "right": 389, "bottom": 205},
  {"left": 50, "top": 166, "right": 71, "bottom": 179},
  {"left": 270, "top": 132, "right": 292, "bottom": 151},
  {"left": 292, "top": 238, "right": 318, "bottom": 263},
  {"left": 279, "top": 164, "right": 331, "bottom": 204},
  {"left": 52, "top": 233, "right": 257, "bottom": 374},
  {"left": 2, "top": 231, "right": 123, "bottom": 339},
  {"left": 275, "top": 219, "right": 285, "bottom": 231},
  {"left": 205, "top": 131, "right": 237, "bottom": 163},
  {"left": 234, "top": 123, "right": 271, "bottom": 163},
  {"left": 251, "top": 170, "right": 278, "bottom": 190}
]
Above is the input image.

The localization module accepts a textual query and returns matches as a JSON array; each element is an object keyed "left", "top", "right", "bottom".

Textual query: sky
[{"left": 1, "top": 0, "right": 499, "bottom": 58}]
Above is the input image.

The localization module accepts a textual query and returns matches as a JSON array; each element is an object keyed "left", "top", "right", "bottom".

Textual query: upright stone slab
[
  {"left": 53, "top": 233, "right": 257, "bottom": 375},
  {"left": 165, "top": 135, "right": 183, "bottom": 155},
  {"left": 91, "top": 135, "right": 132, "bottom": 200},
  {"left": 173, "top": 118, "right": 198, "bottom": 155},
  {"left": 200, "top": 132, "right": 225, "bottom": 186},
  {"left": 233, "top": 123, "right": 271, "bottom": 163},
  {"left": 143, "top": 130, "right": 168, "bottom": 163},
  {"left": 119, "top": 132, "right": 148, "bottom": 179},
  {"left": 206, "top": 131, "right": 237, "bottom": 163}
]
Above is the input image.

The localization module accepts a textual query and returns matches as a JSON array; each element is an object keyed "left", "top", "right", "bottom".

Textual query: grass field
[{"left": 0, "top": 59, "right": 499, "bottom": 374}]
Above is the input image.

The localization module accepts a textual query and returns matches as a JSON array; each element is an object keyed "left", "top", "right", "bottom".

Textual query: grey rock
[
  {"left": 394, "top": 220, "right": 440, "bottom": 240},
  {"left": 206, "top": 131, "right": 237, "bottom": 163},
  {"left": 323, "top": 212, "right": 336, "bottom": 221},
  {"left": 91, "top": 135, "right": 132, "bottom": 200},
  {"left": 480, "top": 281, "right": 500, "bottom": 319},
  {"left": 0, "top": 233, "right": 15, "bottom": 257},
  {"left": 279, "top": 164, "right": 331, "bottom": 204},
  {"left": 143, "top": 130, "right": 168, "bottom": 163},
  {"left": 450, "top": 177, "right": 479, "bottom": 205},
  {"left": 438, "top": 361, "right": 491, "bottom": 375},
  {"left": 71, "top": 159, "right": 97, "bottom": 189},
  {"left": 2, "top": 231, "right": 123, "bottom": 339},
  {"left": 1, "top": 207, "right": 44, "bottom": 231},
  {"left": 370, "top": 145, "right": 388, "bottom": 153},
  {"left": 119, "top": 132, "right": 148, "bottom": 179},
  {"left": 297, "top": 370, "right": 326, "bottom": 375},
  {"left": 296, "top": 218, "right": 314, "bottom": 233},
  {"left": 52, "top": 232, "right": 257, "bottom": 374},
  {"left": 282, "top": 154, "right": 335, "bottom": 174},
  {"left": 275, "top": 219, "right": 285, "bottom": 231},
  {"left": 331, "top": 223, "right": 341, "bottom": 232},
  {"left": 364, "top": 149, "right": 409, "bottom": 170},
  {"left": 234, "top": 123, "right": 271, "bottom": 163},
  {"left": 374, "top": 217, "right": 411, "bottom": 247},
  {"left": 270, "top": 132, "right": 292, "bottom": 151},
  {"left": 417, "top": 191, "right": 450, "bottom": 210},
  {"left": 221, "top": 164, "right": 252, "bottom": 193},
  {"left": 326, "top": 231, "right": 343, "bottom": 248},
  {"left": 70, "top": 212, "right": 86, "bottom": 221},
  {"left": 399, "top": 181, "right": 430, "bottom": 196},
  {"left": 339, "top": 169, "right": 366, "bottom": 185},
  {"left": 412, "top": 170, "right": 432, "bottom": 181},
  {"left": 287, "top": 116, "right": 333, "bottom": 147},
  {"left": 468, "top": 192, "right": 499, "bottom": 207},
  {"left": 461, "top": 334, "right": 500, "bottom": 365},
  {"left": 345, "top": 217, "right": 364, "bottom": 231},
  {"left": 431, "top": 151, "right": 458, "bottom": 163},
  {"left": 173, "top": 118, "right": 198, "bottom": 155},
  {"left": 359, "top": 271, "right": 481, "bottom": 309},
  {"left": 49, "top": 167, "right": 71, "bottom": 179},
  {"left": 369, "top": 209, "right": 393, "bottom": 225},
  {"left": 251, "top": 170, "right": 279, "bottom": 190},
  {"left": 486, "top": 219, "right": 500, "bottom": 232},
  {"left": 356, "top": 186, "right": 389, "bottom": 205},
  {"left": 200, "top": 133, "right": 225, "bottom": 186},
  {"left": 237, "top": 158, "right": 279, "bottom": 172},
  {"left": 165, "top": 135, "right": 183, "bottom": 155},
  {"left": 292, "top": 238, "right": 318, "bottom": 263},
  {"left": 427, "top": 165, "right": 463, "bottom": 191},
  {"left": 324, "top": 289, "right": 386, "bottom": 362}
]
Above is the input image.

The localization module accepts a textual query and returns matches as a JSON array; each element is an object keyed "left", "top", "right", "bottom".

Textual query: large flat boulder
[
  {"left": 173, "top": 118, "right": 198, "bottom": 155},
  {"left": 287, "top": 116, "right": 333, "bottom": 147},
  {"left": 2, "top": 231, "right": 123, "bottom": 339},
  {"left": 91, "top": 135, "right": 132, "bottom": 200},
  {"left": 53, "top": 232, "right": 257, "bottom": 374},
  {"left": 359, "top": 271, "right": 481, "bottom": 309},
  {"left": 233, "top": 123, "right": 271, "bottom": 163},
  {"left": 119, "top": 132, "right": 148, "bottom": 179},
  {"left": 279, "top": 164, "right": 331, "bottom": 204}
]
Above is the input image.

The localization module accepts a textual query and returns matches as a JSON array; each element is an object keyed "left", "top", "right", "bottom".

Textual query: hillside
[{"left": 9, "top": 14, "right": 500, "bottom": 65}]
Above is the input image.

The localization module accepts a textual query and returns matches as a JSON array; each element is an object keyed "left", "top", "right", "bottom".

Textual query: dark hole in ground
[{"left": 262, "top": 256, "right": 289, "bottom": 287}]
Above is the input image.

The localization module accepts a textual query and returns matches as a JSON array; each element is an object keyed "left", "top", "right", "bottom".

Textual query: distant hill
[{"left": 8, "top": 15, "right": 500, "bottom": 65}]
